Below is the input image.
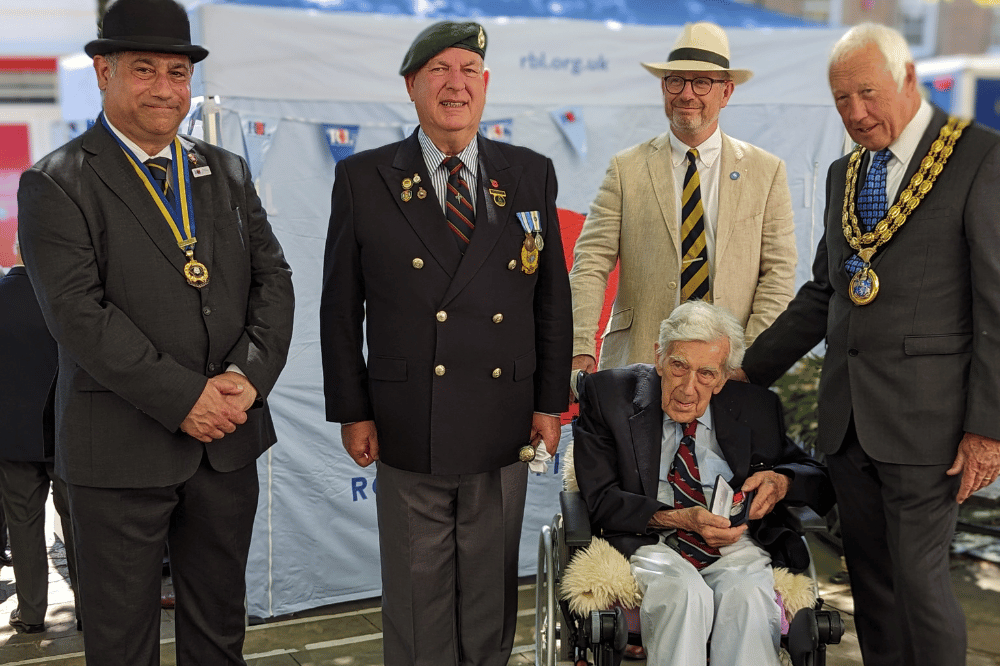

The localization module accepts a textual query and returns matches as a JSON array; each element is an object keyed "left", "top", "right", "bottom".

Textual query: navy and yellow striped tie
[
  {"left": 680, "top": 149, "right": 711, "bottom": 302},
  {"left": 145, "top": 157, "right": 171, "bottom": 198},
  {"left": 443, "top": 156, "right": 475, "bottom": 249}
]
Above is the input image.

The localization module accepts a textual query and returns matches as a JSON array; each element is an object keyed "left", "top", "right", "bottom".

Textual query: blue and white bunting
[
  {"left": 550, "top": 106, "right": 587, "bottom": 157},
  {"left": 238, "top": 114, "right": 281, "bottom": 179},
  {"left": 322, "top": 124, "right": 360, "bottom": 163},
  {"left": 480, "top": 119, "right": 512, "bottom": 143}
]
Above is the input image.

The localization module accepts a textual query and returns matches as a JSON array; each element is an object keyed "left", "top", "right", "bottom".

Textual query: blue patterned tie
[
  {"left": 668, "top": 421, "right": 720, "bottom": 570},
  {"left": 845, "top": 149, "right": 892, "bottom": 276}
]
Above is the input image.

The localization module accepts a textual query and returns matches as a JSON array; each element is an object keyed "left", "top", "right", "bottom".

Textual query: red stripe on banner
[{"left": 0, "top": 57, "right": 57, "bottom": 72}]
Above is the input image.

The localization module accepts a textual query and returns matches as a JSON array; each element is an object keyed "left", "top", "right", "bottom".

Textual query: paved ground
[{"left": 2, "top": 498, "right": 998, "bottom": 665}]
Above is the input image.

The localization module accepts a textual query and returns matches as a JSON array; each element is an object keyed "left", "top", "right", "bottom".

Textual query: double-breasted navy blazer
[{"left": 321, "top": 131, "right": 572, "bottom": 475}]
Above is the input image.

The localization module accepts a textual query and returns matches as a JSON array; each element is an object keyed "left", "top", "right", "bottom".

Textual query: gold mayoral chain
[{"left": 842, "top": 116, "right": 969, "bottom": 305}]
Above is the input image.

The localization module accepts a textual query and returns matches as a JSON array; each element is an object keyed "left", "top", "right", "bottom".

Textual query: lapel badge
[
  {"left": 730, "top": 171, "right": 740, "bottom": 180},
  {"left": 489, "top": 188, "right": 507, "bottom": 207},
  {"left": 187, "top": 151, "right": 198, "bottom": 166},
  {"left": 401, "top": 189, "right": 412, "bottom": 202},
  {"left": 192, "top": 166, "right": 212, "bottom": 178},
  {"left": 417, "top": 187, "right": 427, "bottom": 199},
  {"left": 412, "top": 173, "right": 422, "bottom": 185},
  {"left": 402, "top": 177, "right": 413, "bottom": 189},
  {"left": 490, "top": 179, "right": 499, "bottom": 188}
]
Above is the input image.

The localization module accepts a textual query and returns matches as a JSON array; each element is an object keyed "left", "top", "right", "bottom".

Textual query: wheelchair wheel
[{"left": 536, "top": 522, "right": 557, "bottom": 666}]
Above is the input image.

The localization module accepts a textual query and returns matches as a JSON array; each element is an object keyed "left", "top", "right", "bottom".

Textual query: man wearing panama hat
[
  {"left": 569, "top": 22, "right": 796, "bottom": 380},
  {"left": 17, "top": 0, "right": 294, "bottom": 662}
]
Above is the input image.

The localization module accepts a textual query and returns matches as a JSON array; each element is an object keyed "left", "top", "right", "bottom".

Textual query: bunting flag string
[
  {"left": 238, "top": 114, "right": 282, "bottom": 179},
  {"left": 551, "top": 106, "right": 587, "bottom": 157},
  {"left": 322, "top": 124, "right": 360, "bottom": 163},
  {"left": 479, "top": 119, "right": 513, "bottom": 143}
]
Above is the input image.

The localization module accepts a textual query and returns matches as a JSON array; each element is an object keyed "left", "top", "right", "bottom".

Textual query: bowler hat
[
  {"left": 641, "top": 22, "right": 752, "bottom": 85},
  {"left": 85, "top": 0, "right": 209, "bottom": 64}
]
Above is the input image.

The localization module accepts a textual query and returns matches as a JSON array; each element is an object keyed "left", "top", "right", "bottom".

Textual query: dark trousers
[
  {"left": 376, "top": 460, "right": 528, "bottom": 666},
  {"left": 69, "top": 453, "right": 258, "bottom": 666},
  {"left": 0, "top": 458, "right": 79, "bottom": 625},
  {"left": 827, "top": 419, "right": 966, "bottom": 666}
]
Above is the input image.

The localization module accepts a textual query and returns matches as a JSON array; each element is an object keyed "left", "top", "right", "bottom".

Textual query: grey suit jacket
[
  {"left": 570, "top": 130, "right": 796, "bottom": 369},
  {"left": 743, "top": 107, "right": 1000, "bottom": 464},
  {"left": 17, "top": 119, "right": 295, "bottom": 488}
]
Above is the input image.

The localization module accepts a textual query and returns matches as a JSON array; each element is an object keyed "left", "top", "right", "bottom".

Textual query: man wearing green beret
[{"left": 321, "top": 20, "right": 572, "bottom": 666}]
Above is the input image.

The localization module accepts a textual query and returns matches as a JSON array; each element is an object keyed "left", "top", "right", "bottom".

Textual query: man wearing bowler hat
[
  {"left": 17, "top": 0, "right": 294, "bottom": 663},
  {"left": 321, "top": 21, "right": 572, "bottom": 666},
  {"left": 569, "top": 22, "right": 796, "bottom": 381}
]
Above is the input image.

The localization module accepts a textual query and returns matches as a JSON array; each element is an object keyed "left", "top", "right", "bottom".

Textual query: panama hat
[
  {"left": 641, "top": 22, "right": 752, "bottom": 85},
  {"left": 85, "top": 0, "right": 208, "bottom": 64}
]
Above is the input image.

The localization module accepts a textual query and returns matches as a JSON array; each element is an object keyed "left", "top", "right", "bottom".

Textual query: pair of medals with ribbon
[
  {"left": 516, "top": 211, "right": 543, "bottom": 274},
  {"left": 102, "top": 115, "right": 209, "bottom": 288}
]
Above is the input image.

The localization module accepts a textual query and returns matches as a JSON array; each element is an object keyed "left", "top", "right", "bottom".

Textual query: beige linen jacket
[{"left": 570, "top": 130, "right": 796, "bottom": 369}]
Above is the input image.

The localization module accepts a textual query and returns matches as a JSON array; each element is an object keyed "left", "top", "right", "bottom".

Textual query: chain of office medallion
[{"left": 841, "top": 116, "right": 969, "bottom": 257}]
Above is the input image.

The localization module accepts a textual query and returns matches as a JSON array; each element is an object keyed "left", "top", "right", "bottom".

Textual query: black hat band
[
  {"left": 667, "top": 47, "right": 730, "bottom": 69},
  {"left": 102, "top": 34, "right": 195, "bottom": 47}
]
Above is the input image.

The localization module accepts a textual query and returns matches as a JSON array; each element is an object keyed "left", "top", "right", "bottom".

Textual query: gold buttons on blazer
[
  {"left": 507, "top": 260, "right": 516, "bottom": 270},
  {"left": 492, "top": 313, "right": 503, "bottom": 324},
  {"left": 436, "top": 311, "right": 448, "bottom": 322},
  {"left": 668, "top": 281, "right": 677, "bottom": 289},
  {"left": 435, "top": 365, "right": 446, "bottom": 376},
  {"left": 412, "top": 258, "right": 424, "bottom": 269},
  {"left": 492, "top": 368, "right": 502, "bottom": 378}
]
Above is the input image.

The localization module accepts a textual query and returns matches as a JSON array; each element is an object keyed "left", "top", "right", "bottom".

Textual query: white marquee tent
[{"left": 59, "top": 0, "right": 848, "bottom": 617}]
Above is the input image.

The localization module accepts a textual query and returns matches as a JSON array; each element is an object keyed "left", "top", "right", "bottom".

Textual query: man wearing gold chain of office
[{"left": 740, "top": 23, "right": 1000, "bottom": 666}]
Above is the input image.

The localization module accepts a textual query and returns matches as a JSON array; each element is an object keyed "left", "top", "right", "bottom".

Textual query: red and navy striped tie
[
  {"left": 668, "top": 421, "right": 720, "bottom": 569},
  {"left": 443, "top": 156, "right": 475, "bottom": 248}
]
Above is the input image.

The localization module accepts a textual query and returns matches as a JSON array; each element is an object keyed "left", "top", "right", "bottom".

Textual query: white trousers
[{"left": 630, "top": 537, "right": 781, "bottom": 666}]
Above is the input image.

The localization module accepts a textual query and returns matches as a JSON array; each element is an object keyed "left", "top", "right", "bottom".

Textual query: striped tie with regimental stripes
[
  {"left": 680, "top": 149, "right": 711, "bottom": 302},
  {"left": 668, "top": 421, "right": 721, "bottom": 570},
  {"left": 443, "top": 156, "right": 474, "bottom": 248}
]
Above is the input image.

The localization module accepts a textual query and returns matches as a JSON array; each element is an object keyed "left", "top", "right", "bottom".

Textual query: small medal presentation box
[{"left": 709, "top": 476, "right": 755, "bottom": 526}]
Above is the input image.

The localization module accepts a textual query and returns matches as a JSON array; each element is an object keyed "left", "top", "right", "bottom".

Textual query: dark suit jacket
[
  {"left": 321, "top": 131, "right": 572, "bottom": 475},
  {"left": 0, "top": 267, "right": 57, "bottom": 462},
  {"left": 743, "top": 107, "right": 1000, "bottom": 464},
  {"left": 573, "top": 364, "right": 833, "bottom": 571},
  {"left": 17, "top": 119, "right": 294, "bottom": 488}
]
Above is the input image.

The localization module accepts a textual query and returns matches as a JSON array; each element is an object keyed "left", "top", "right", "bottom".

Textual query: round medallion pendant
[{"left": 849, "top": 268, "right": 879, "bottom": 306}]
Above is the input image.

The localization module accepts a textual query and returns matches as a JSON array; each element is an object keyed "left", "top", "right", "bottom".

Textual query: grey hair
[
  {"left": 829, "top": 23, "right": 913, "bottom": 92},
  {"left": 103, "top": 51, "right": 122, "bottom": 78},
  {"left": 656, "top": 301, "right": 745, "bottom": 375}
]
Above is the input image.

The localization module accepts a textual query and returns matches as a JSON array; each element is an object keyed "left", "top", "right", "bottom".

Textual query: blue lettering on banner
[
  {"left": 351, "top": 477, "right": 377, "bottom": 501},
  {"left": 519, "top": 53, "right": 609, "bottom": 75}
]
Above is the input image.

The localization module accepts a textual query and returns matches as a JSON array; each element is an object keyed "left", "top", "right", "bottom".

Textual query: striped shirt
[{"left": 417, "top": 128, "right": 479, "bottom": 214}]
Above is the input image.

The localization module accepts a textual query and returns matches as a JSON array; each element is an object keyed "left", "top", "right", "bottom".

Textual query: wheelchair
[{"left": 536, "top": 453, "right": 843, "bottom": 666}]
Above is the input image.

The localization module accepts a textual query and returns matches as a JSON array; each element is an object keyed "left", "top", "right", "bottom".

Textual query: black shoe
[
  {"left": 0, "top": 548, "right": 12, "bottom": 567},
  {"left": 9, "top": 608, "right": 45, "bottom": 634}
]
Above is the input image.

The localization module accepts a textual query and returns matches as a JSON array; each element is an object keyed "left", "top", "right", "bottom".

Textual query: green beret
[{"left": 399, "top": 21, "right": 487, "bottom": 76}]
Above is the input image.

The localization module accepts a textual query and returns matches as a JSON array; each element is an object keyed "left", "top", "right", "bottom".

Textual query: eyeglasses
[{"left": 663, "top": 75, "right": 728, "bottom": 96}]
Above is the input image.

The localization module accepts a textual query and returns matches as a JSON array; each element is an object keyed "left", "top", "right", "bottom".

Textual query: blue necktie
[
  {"left": 845, "top": 149, "right": 892, "bottom": 276},
  {"left": 145, "top": 157, "right": 171, "bottom": 198}
]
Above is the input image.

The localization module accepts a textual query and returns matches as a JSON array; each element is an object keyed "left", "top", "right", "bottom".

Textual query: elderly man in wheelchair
[{"left": 569, "top": 301, "right": 836, "bottom": 665}]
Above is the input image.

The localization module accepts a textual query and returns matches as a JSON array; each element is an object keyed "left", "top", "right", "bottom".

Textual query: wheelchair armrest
[
  {"left": 783, "top": 505, "right": 827, "bottom": 534},
  {"left": 560, "top": 491, "right": 593, "bottom": 548}
]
